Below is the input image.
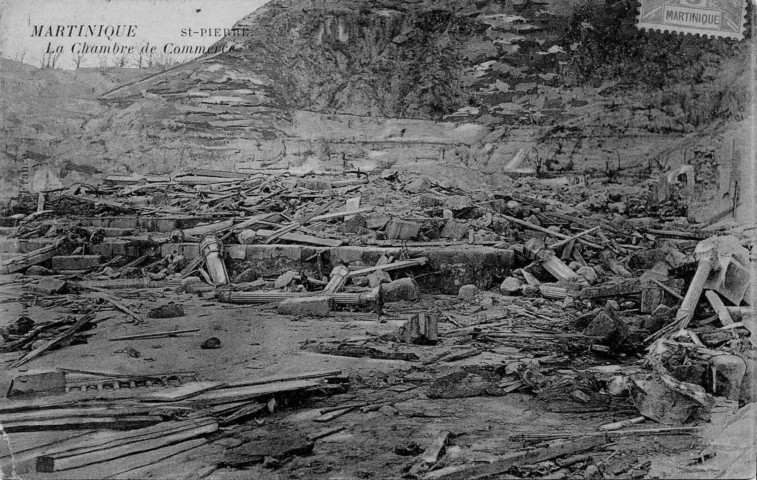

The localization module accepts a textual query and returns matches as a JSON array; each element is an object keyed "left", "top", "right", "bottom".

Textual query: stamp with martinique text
[{"left": 636, "top": 0, "right": 749, "bottom": 40}]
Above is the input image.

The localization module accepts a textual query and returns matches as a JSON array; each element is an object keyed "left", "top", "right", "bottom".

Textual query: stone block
[
  {"left": 385, "top": 218, "right": 421, "bottom": 240},
  {"left": 404, "top": 177, "right": 431, "bottom": 193},
  {"left": 500, "top": 276, "right": 522, "bottom": 295},
  {"left": 381, "top": 278, "right": 421, "bottom": 303},
  {"left": 458, "top": 284, "right": 478, "bottom": 300},
  {"left": 443, "top": 195, "right": 473, "bottom": 211},
  {"left": 278, "top": 296, "right": 332, "bottom": 317},
  {"left": 52, "top": 255, "right": 102, "bottom": 271},
  {"left": 441, "top": 219, "right": 469, "bottom": 240},
  {"left": 418, "top": 194, "right": 444, "bottom": 208},
  {"left": 425, "top": 247, "right": 513, "bottom": 294}
]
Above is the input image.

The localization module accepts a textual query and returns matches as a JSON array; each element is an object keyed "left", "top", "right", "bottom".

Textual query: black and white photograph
[{"left": 0, "top": 0, "right": 755, "bottom": 478}]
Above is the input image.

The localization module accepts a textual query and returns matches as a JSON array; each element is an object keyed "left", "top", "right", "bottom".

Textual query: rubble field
[{"left": 0, "top": 165, "right": 755, "bottom": 479}]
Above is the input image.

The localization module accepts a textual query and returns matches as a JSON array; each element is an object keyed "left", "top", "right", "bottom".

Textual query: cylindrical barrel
[{"left": 199, "top": 234, "right": 229, "bottom": 285}]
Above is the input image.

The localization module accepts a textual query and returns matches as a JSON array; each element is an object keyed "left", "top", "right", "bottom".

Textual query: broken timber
[{"left": 0, "top": 239, "right": 64, "bottom": 274}]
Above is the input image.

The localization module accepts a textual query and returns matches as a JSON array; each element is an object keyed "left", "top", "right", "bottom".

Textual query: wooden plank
[
  {"left": 2, "top": 416, "right": 162, "bottom": 433},
  {"left": 108, "top": 328, "right": 200, "bottom": 341},
  {"left": 225, "top": 370, "right": 342, "bottom": 388},
  {"left": 189, "top": 379, "right": 321, "bottom": 405},
  {"left": 549, "top": 227, "right": 601, "bottom": 249},
  {"left": 142, "top": 381, "right": 225, "bottom": 402},
  {"left": 0, "top": 431, "right": 93, "bottom": 461},
  {"left": 11, "top": 419, "right": 215, "bottom": 466},
  {"left": 11, "top": 315, "right": 95, "bottom": 368},
  {"left": 425, "top": 435, "right": 606, "bottom": 480},
  {"left": 0, "top": 407, "right": 159, "bottom": 424},
  {"left": 498, "top": 213, "right": 603, "bottom": 249},
  {"left": 306, "top": 206, "right": 374, "bottom": 224},
  {"left": 313, "top": 405, "right": 358, "bottom": 422},
  {"left": 346, "top": 257, "right": 427, "bottom": 278},
  {"left": 263, "top": 222, "right": 302, "bottom": 244},
  {"left": 182, "top": 219, "right": 234, "bottom": 237},
  {"left": 705, "top": 290, "right": 733, "bottom": 325},
  {"left": 343, "top": 197, "right": 362, "bottom": 221},
  {"left": 255, "top": 228, "right": 343, "bottom": 247},
  {"left": 0, "top": 240, "right": 62, "bottom": 274},
  {"left": 107, "top": 439, "right": 211, "bottom": 479},
  {"left": 409, "top": 430, "right": 450, "bottom": 476},
  {"left": 36, "top": 420, "right": 218, "bottom": 472},
  {"left": 308, "top": 426, "right": 346, "bottom": 441}
]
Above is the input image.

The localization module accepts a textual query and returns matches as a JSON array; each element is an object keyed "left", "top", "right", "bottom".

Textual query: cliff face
[{"left": 1, "top": 0, "right": 752, "bottom": 187}]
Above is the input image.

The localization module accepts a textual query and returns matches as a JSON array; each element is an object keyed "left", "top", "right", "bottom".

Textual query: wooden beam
[
  {"left": 36, "top": 420, "right": 217, "bottom": 472},
  {"left": 305, "top": 206, "right": 374, "bottom": 224},
  {"left": 2, "top": 416, "right": 162, "bottom": 433},
  {"left": 346, "top": 257, "right": 427, "bottom": 278},
  {"left": 108, "top": 328, "right": 200, "bottom": 341},
  {"left": 11, "top": 315, "right": 95, "bottom": 368}
]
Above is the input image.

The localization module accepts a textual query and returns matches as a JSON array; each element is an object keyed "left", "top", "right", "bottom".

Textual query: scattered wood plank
[
  {"left": 498, "top": 214, "right": 603, "bottom": 249},
  {"left": 643, "top": 228, "right": 709, "bottom": 240},
  {"left": 141, "top": 381, "right": 225, "bottom": 402},
  {"left": 255, "top": 228, "right": 343, "bottom": 247},
  {"left": 409, "top": 431, "right": 450, "bottom": 476},
  {"left": 305, "top": 206, "right": 374, "bottom": 224},
  {"left": 2, "top": 416, "right": 162, "bottom": 434},
  {"left": 313, "top": 405, "right": 358, "bottom": 422},
  {"left": 307, "top": 426, "right": 346, "bottom": 441},
  {"left": 224, "top": 370, "right": 342, "bottom": 389},
  {"left": 36, "top": 419, "right": 218, "bottom": 472},
  {"left": 108, "top": 328, "right": 200, "bottom": 341},
  {"left": 649, "top": 278, "right": 685, "bottom": 301},
  {"left": 705, "top": 290, "right": 733, "bottom": 325},
  {"left": 106, "top": 438, "right": 208, "bottom": 479},
  {"left": 85, "top": 287, "right": 144, "bottom": 324},
  {"left": 220, "top": 403, "right": 268, "bottom": 425},
  {"left": 0, "top": 239, "right": 63, "bottom": 274},
  {"left": 0, "top": 407, "right": 160, "bottom": 425},
  {"left": 425, "top": 435, "right": 606, "bottom": 480},
  {"left": 548, "top": 227, "right": 600, "bottom": 249},
  {"left": 182, "top": 219, "right": 235, "bottom": 237},
  {"left": 346, "top": 257, "right": 428, "bottom": 278},
  {"left": 598, "top": 416, "right": 646, "bottom": 431},
  {"left": 263, "top": 222, "right": 302, "bottom": 244},
  {"left": 11, "top": 314, "right": 95, "bottom": 368},
  {"left": 189, "top": 379, "right": 322, "bottom": 406}
]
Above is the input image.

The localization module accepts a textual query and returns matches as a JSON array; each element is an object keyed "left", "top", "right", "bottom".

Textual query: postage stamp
[{"left": 636, "top": 0, "right": 749, "bottom": 40}]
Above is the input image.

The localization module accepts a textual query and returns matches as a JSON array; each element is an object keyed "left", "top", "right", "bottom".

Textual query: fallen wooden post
[
  {"left": 313, "top": 405, "right": 359, "bottom": 422},
  {"left": 305, "top": 206, "right": 374, "bottom": 224},
  {"left": 705, "top": 290, "right": 733, "bottom": 325},
  {"left": 549, "top": 227, "right": 600, "bottom": 249},
  {"left": 524, "top": 239, "right": 578, "bottom": 282},
  {"left": 498, "top": 214, "right": 603, "bottom": 249},
  {"left": 109, "top": 328, "right": 200, "bottom": 341},
  {"left": 263, "top": 222, "right": 302, "bottom": 244},
  {"left": 425, "top": 435, "right": 606, "bottom": 480},
  {"left": 409, "top": 430, "right": 450, "bottom": 476},
  {"left": 1, "top": 415, "right": 163, "bottom": 434},
  {"left": 0, "top": 239, "right": 64, "bottom": 274},
  {"left": 346, "top": 257, "right": 428, "bottom": 278},
  {"left": 254, "top": 228, "right": 343, "bottom": 247},
  {"left": 11, "top": 314, "right": 95, "bottom": 368}
]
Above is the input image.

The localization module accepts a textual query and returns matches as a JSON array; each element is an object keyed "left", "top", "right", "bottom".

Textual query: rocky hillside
[{"left": 1, "top": 0, "right": 752, "bottom": 189}]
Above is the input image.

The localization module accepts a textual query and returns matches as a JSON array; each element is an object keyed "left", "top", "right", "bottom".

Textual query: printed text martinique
[{"left": 31, "top": 25, "right": 138, "bottom": 40}]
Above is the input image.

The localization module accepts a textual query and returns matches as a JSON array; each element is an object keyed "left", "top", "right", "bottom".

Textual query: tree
[
  {"left": 72, "top": 52, "right": 86, "bottom": 69},
  {"left": 40, "top": 51, "right": 62, "bottom": 69}
]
